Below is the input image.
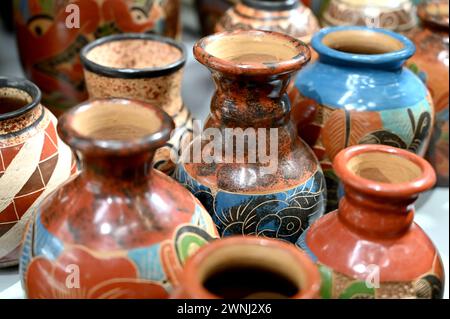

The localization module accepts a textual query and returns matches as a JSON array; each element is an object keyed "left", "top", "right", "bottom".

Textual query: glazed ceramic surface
[
  {"left": 13, "top": 0, "right": 180, "bottom": 115},
  {"left": 195, "top": 0, "right": 237, "bottom": 36},
  {"left": 175, "top": 30, "right": 326, "bottom": 244},
  {"left": 407, "top": 0, "right": 449, "bottom": 186},
  {"left": 172, "top": 236, "right": 321, "bottom": 299},
  {"left": 293, "top": 26, "right": 434, "bottom": 211},
  {"left": 216, "top": 0, "right": 320, "bottom": 43},
  {"left": 80, "top": 33, "right": 193, "bottom": 175},
  {"left": 298, "top": 145, "right": 445, "bottom": 299},
  {"left": 19, "top": 98, "right": 218, "bottom": 299},
  {"left": 0, "top": 77, "right": 75, "bottom": 268},
  {"left": 321, "top": 0, "right": 418, "bottom": 32}
]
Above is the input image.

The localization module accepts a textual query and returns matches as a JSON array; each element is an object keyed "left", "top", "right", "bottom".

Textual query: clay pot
[
  {"left": 195, "top": 0, "right": 238, "bottom": 36},
  {"left": 0, "top": 77, "right": 75, "bottom": 268},
  {"left": 13, "top": 0, "right": 181, "bottom": 115},
  {"left": 80, "top": 33, "right": 193, "bottom": 175},
  {"left": 407, "top": 0, "right": 449, "bottom": 187},
  {"left": 216, "top": 0, "right": 320, "bottom": 44},
  {"left": 293, "top": 26, "right": 435, "bottom": 211},
  {"left": 19, "top": 98, "right": 219, "bottom": 299},
  {"left": 321, "top": 0, "right": 418, "bottom": 32},
  {"left": 172, "top": 236, "right": 321, "bottom": 299},
  {"left": 175, "top": 30, "right": 327, "bottom": 244},
  {"left": 298, "top": 144, "right": 445, "bottom": 299}
]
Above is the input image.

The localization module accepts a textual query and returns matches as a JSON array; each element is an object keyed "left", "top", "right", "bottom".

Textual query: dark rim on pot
[
  {"left": 0, "top": 77, "right": 41, "bottom": 121},
  {"left": 80, "top": 33, "right": 187, "bottom": 79},
  {"left": 241, "top": 0, "right": 299, "bottom": 11}
]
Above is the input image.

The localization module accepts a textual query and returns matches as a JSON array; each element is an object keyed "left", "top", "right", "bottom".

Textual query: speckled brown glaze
[
  {"left": 175, "top": 30, "right": 326, "bottom": 243},
  {"left": 407, "top": 1, "right": 449, "bottom": 186},
  {"left": 19, "top": 98, "right": 219, "bottom": 299},
  {"left": 298, "top": 145, "right": 445, "bottom": 299},
  {"left": 0, "top": 77, "right": 76, "bottom": 268},
  {"left": 81, "top": 33, "right": 193, "bottom": 175}
]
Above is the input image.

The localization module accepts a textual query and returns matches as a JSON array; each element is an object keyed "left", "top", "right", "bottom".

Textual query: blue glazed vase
[
  {"left": 175, "top": 30, "right": 327, "bottom": 244},
  {"left": 292, "top": 26, "right": 434, "bottom": 211}
]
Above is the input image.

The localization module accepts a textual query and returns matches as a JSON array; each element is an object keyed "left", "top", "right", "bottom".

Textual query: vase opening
[
  {"left": 0, "top": 77, "right": 41, "bottom": 120},
  {"left": 241, "top": 0, "right": 299, "bottom": 11}
]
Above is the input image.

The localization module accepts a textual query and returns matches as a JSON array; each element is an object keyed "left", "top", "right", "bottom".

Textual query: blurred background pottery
[
  {"left": 301, "top": 0, "right": 330, "bottom": 17},
  {"left": 19, "top": 98, "right": 218, "bottom": 299},
  {"left": 0, "top": 77, "right": 75, "bottom": 268},
  {"left": 80, "top": 33, "right": 193, "bottom": 175},
  {"left": 321, "top": 0, "right": 418, "bottom": 32},
  {"left": 195, "top": 0, "right": 238, "bottom": 36},
  {"left": 293, "top": 26, "right": 434, "bottom": 211},
  {"left": 175, "top": 30, "right": 327, "bottom": 244},
  {"left": 298, "top": 145, "right": 445, "bottom": 299},
  {"left": 13, "top": 0, "right": 181, "bottom": 115},
  {"left": 172, "top": 236, "right": 321, "bottom": 299},
  {"left": 407, "top": 0, "right": 449, "bottom": 186},
  {"left": 216, "top": 0, "right": 320, "bottom": 44},
  {"left": 0, "top": 0, "right": 13, "bottom": 32}
]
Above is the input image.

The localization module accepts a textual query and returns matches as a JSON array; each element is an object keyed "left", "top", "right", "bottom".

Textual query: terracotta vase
[
  {"left": 195, "top": 0, "right": 238, "bottom": 36},
  {"left": 80, "top": 33, "right": 193, "bottom": 175},
  {"left": 175, "top": 30, "right": 327, "bottom": 244},
  {"left": 13, "top": 0, "right": 181, "bottom": 115},
  {"left": 19, "top": 98, "right": 219, "bottom": 299},
  {"left": 215, "top": 0, "right": 320, "bottom": 44},
  {"left": 321, "top": 0, "right": 418, "bottom": 32},
  {"left": 0, "top": 77, "right": 75, "bottom": 268},
  {"left": 172, "top": 236, "right": 321, "bottom": 299},
  {"left": 407, "top": 0, "right": 449, "bottom": 187},
  {"left": 298, "top": 144, "right": 445, "bottom": 299},
  {"left": 293, "top": 26, "right": 435, "bottom": 211}
]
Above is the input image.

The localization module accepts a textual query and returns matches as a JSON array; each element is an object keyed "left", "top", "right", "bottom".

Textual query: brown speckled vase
[
  {"left": 298, "top": 145, "right": 445, "bottom": 299},
  {"left": 407, "top": 0, "right": 449, "bottom": 186},
  {"left": 175, "top": 30, "right": 327, "bottom": 244},
  {"left": 0, "top": 77, "right": 76, "bottom": 268},
  {"left": 19, "top": 98, "right": 219, "bottom": 299},
  {"left": 172, "top": 236, "right": 321, "bottom": 299},
  {"left": 80, "top": 33, "right": 193, "bottom": 175}
]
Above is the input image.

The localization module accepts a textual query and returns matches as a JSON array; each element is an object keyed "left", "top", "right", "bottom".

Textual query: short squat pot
[
  {"left": 175, "top": 30, "right": 327, "bottom": 244},
  {"left": 293, "top": 26, "right": 434, "bottom": 211},
  {"left": 0, "top": 77, "right": 75, "bottom": 268},
  {"left": 172, "top": 236, "right": 321, "bottom": 299},
  {"left": 80, "top": 33, "right": 193, "bottom": 175},
  {"left": 19, "top": 98, "right": 218, "bottom": 299},
  {"left": 298, "top": 145, "right": 445, "bottom": 299}
]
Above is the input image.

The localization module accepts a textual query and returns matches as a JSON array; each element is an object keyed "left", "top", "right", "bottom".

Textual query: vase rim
[
  {"left": 180, "top": 236, "right": 321, "bottom": 299},
  {"left": 241, "top": 0, "right": 299, "bottom": 11},
  {"left": 334, "top": 145, "right": 436, "bottom": 199},
  {"left": 57, "top": 98, "right": 174, "bottom": 156},
  {"left": 0, "top": 77, "right": 41, "bottom": 121},
  {"left": 312, "top": 26, "right": 416, "bottom": 68},
  {"left": 194, "top": 30, "right": 311, "bottom": 76},
  {"left": 80, "top": 33, "right": 187, "bottom": 79}
]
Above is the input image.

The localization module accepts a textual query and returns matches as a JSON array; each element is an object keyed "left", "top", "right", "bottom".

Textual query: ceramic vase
[
  {"left": 407, "top": 0, "right": 449, "bottom": 187},
  {"left": 298, "top": 144, "right": 445, "bottom": 299},
  {"left": 293, "top": 26, "right": 434, "bottom": 211},
  {"left": 175, "top": 30, "right": 327, "bottom": 244},
  {"left": 321, "top": 0, "right": 418, "bottom": 32},
  {"left": 80, "top": 33, "right": 193, "bottom": 175},
  {"left": 19, "top": 98, "right": 219, "bottom": 299},
  {"left": 172, "top": 236, "right": 321, "bottom": 299},
  {"left": 195, "top": 0, "right": 238, "bottom": 36},
  {"left": 0, "top": 77, "right": 75, "bottom": 268},
  {"left": 13, "top": 0, "right": 181, "bottom": 115},
  {"left": 216, "top": 0, "right": 320, "bottom": 44}
]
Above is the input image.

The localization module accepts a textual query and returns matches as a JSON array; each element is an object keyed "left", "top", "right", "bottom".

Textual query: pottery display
[
  {"left": 321, "top": 0, "right": 418, "bottom": 32},
  {"left": 19, "top": 98, "right": 219, "bottom": 299},
  {"left": 80, "top": 33, "right": 193, "bottom": 175},
  {"left": 172, "top": 236, "right": 321, "bottom": 299},
  {"left": 216, "top": 0, "right": 320, "bottom": 44},
  {"left": 195, "top": 0, "right": 237, "bottom": 36},
  {"left": 298, "top": 144, "right": 445, "bottom": 299},
  {"left": 175, "top": 30, "right": 327, "bottom": 244},
  {"left": 293, "top": 26, "right": 434, "bottom": 211},
  {"left": 0, "top": 77, "right": 76, "bottom": 268},
  {"left": 13, "top": 0, "right": 181, "bottom": 115},
  {"left": 407, "top": 0, "right": 449, "bottom": 186}
]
